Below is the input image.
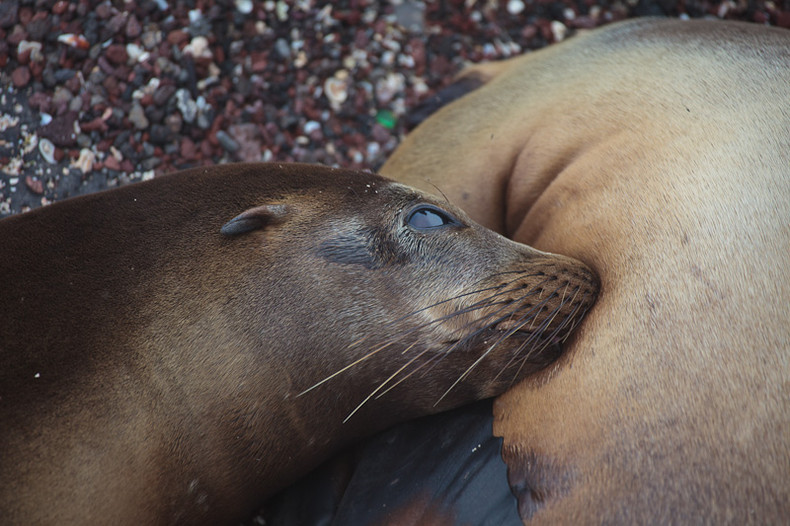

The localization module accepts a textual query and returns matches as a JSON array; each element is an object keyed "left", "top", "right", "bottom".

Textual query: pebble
[
  {"left": 126, "top": 15, "right": 142, "bottom": 39},
  {"left": 303, "top": 121, "right": 321, "bottom": 135},
  {"left": 18, "top": 40, "right": 43, "bottom": 63},
  {"left": 165, "top": 113, "right": 183, "bottom": 134},
  {"left": 25, "top": 176, "right": 44, "bottom": 195},
  {"left": 551, "top": 20, "right": 568, "bottom": 42},
  {"left": 128, "top": 103, "right": 149, "bottom": 130},
  {"left": 72, "top": 148, "right": 96, "bottom": 174},
  {"left": 275, "top": 39, "right": 291, "bottom": 59},
  {"left": 11, "top": 66, "right": 30, "bottom": 87},
  {"left": 375, "top": 72, "right": 405, "bottom": 105},
  {"left": 324, "top": 74, "right": 349, "bottom": 109},
  {"left": 175, "top": 89, "right": 197, "bottom": 123},
  {"left": 180, "top": 137, "right": 197, "bottom": 159},
  {"left": 216, "top": 130, "right": 240, "bottom": 153},
  {"left": 39, "top": 112, "right": 78, "bottom": 147},
  {"left": 235, "top": 0, "right": 253, "bottom": 14},
  {"left": 38, "top": 138, "right": 56, "bottom": 164},
  {"left": 105, "top": 44, "right": 129, "bottom": 65},
  {"left": 53, "top": 69, "right": 76, "bottom": 83},
  {"left": 104, "top": 155, "right": 121, "bottom": 171},
  {"left": 149, "top": 124, "right": 173, "bottom": 145},
  {"left": 184, "top": 36, "right": 211, "bottom": 59},
  {"left": 126, "top": 43, "right": 148, "bottom": 64}
]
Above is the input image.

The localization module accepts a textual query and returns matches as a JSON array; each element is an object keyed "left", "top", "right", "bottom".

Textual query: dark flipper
[{"left": 263, "top": 400, "right": 521, "bottom": 526}]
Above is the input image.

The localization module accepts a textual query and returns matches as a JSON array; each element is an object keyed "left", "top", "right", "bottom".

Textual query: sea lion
[
  {"left": 379, "top": 18, "right": 790, "bottom": 524},
  {"left": 0, "top": 162, "right": 597, "bottom": 525}
]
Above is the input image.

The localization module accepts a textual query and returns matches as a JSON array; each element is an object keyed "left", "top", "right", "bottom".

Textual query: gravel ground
[{"left": 0, "top": 0, "right": 787, "bottom": 217}]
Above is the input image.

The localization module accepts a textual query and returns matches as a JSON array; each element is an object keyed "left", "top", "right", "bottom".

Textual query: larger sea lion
[
  {"left": 0, "top": 163, "right": 597, "bottom": 524},
  {"left": 379, "top": 18, "right": 790, "bottom": 524}
]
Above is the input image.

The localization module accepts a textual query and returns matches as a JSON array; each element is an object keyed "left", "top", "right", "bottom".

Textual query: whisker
[
  {"left": 343, "top": 342, "right": 421, "bottom": 423},
  {"left": 444, "top": 282, "right": 585, "bottom": 399},
  {"left": 297, "top": 340, "right": 399, "bottom": 396},
  {"left": 349, "top": 271, "right": 552, "bottom": 349}
]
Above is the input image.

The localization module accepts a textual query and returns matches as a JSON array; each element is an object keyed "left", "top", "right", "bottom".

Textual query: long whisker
[
  {"left": 348, "top": 271, "right": 550, "bottom": 349},
  {"left": 438, "top": 283, "right": 585, "bottom": 403},
  {"left": 342, "top": 342, "right": 421, "bottom": 423},
  {"left": 300, "top": 282, "right": 529, "bottom": 396}
]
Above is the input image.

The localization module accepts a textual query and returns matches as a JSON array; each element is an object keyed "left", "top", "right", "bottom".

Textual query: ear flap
[{"left": 220, "top": 204, "right": 289, "bottom": 236}]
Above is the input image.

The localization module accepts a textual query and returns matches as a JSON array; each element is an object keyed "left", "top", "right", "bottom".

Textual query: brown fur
[
  {"left": 382, "top": 18, "right": 790, "bottom": 524},
  {"left": 0, "top": 163, "right": 596, "bottom": 524}
]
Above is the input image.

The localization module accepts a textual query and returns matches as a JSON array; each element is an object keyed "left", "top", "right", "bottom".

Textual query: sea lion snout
[{"left": 488, "top": 259, "right": 598, "bottom": 343}]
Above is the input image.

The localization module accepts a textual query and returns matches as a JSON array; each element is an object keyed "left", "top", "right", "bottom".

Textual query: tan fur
[{"left": 382, "top": 18, "right": 790, "bottom": 523}]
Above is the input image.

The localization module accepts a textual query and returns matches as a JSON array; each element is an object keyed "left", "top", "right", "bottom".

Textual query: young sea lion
[{"left": 0, "top": 162, "right": 597, "bottom": 525}]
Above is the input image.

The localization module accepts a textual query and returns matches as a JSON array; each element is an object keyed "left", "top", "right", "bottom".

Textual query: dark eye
[{"left": 406, "top": 205, "right": 460, "bottom": 231}]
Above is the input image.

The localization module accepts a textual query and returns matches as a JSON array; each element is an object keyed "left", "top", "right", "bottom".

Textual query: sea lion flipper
[{"left": 220, "top": 204, "right": 289, "bottom": 236}]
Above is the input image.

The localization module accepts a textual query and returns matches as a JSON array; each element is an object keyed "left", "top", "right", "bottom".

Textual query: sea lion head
[{"left": 220, "top": 167, "right": 598, "bottom": 422}]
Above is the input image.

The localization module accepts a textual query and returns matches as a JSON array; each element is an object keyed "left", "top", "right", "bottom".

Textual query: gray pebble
[
  {"left": 216, "top": 130, "right": 240, "bottom": 153},
  {"left": 175, "top": 88, "right": 197, "bottom": 123},
  {"left": 128, "top": 103, "right": 150, "bottom": 130},
  {"left": 275, "top": 38, "right": 291, "bottom": 59}
]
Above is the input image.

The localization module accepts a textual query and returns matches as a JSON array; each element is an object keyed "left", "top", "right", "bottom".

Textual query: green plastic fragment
[{"left": 375, "top": 110, "right": 396, "bottom": 129}]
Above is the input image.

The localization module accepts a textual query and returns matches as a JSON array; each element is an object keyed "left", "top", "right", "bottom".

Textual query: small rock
[
  {"left": 28, "top": 92, "right": 51, "bottom": 113},
  {"left": 184, "top": 36, "right": 211, "bottom": 58},
  {"left": 105, "top": 44, "right": 128, "bottom": 65},
  {"left": 216, "top": 130, "right": 240, "bottom": 152},
  {"left": 53, "top": 69, "right": 76, "bottom": 83},
  {"left": 551, "top": 20, "right": 568, "bottom": 42},
  {"left": 25, "top": 176, "right": 44, "bottom": 195},
  {"left": 106, "top": 13, "right": 127, "bottom": 35},
  {"left": 39, "top": 111, "right": 79, "bottom": 147},
  {"left": 275, "top": 1, "right": 289, "bottom": 21},
  {"left": 95, "top": 3, "right": 112, "bottom": 19},
  {"left": 303, "top": 121, "right": 321, "bottom": 135},
  {"left": 52, "top": 86, "right": 73, "bottom": 107},
  {"left": 104, "top": 155, "right": 121, "bottom": 171},
  {"left": 52, "top": 1, "right": 69, "bottom": 15},
  {"left": 126, "top": 15, "right": 141, "bottom": 38},
  {"left": 153, "top": 84, "right": 176, "bottom": 106},
  {"left": 38, "top": 138, "right": 56, "bottom": 164},
  {"left": 274, "top": 38, "right": 291, "bottom": 59},
  {"left": 72, "top": 148, "right": 96, "bottom": 174},
  {"left": 149, "top": 124, "right": 173, "bottom": 145},
  {"left": 11, "top": 65, "right": 30, "bottom": 87},
  {"left": 164, "top": 112, "right": 183, "bottom": 134},
  {"left": 56, "top": 33, "right": 89, "bottom": 50},
  {"left": 141, "top": 30, "right": 162, "bottom": 49},
  {"left": 235, "top": 0, "right": 253, "bottom": 14},
  {"left": 180, "top": 137, "right": 197, "bottom": 159},
  {"left": 18, "top": 40, "right": 42, "bottom": 62},
  {"left": 167, "top": 29, "right": 189, "bottom": 46},
  {"left": 175, "top": 89, "right": 197, "bottom": 123},
  {"left": 25, "top": 14, "right": 50, "bottom": 41},
  {"left": 7, "top": 25, "right": 28, "bottom": 46},
  {"left": 0, "top": 1, "right": 18, "bottom": 29},
  {"left": 128, "top": 103, "right": 149, "bottom": 130},
  {"left": 126, "top": 43, "right": 148, "bottom": 63},
  {"left": 324, "top": 74, "right": 349, "bottom": 109},
  {"left": 375, "top": 72, "right": 405, "bottom": 105}
]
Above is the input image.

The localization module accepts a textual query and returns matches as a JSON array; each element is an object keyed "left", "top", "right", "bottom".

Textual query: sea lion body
[
  {"left": 382, "top": 18, "right": 790, "bottom": 523},
  {"left": 0, "top": 163, "right": 597, "bottom": 524}
]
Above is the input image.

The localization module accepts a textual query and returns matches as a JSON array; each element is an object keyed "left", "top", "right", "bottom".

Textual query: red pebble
[{"left": 11, "top": 66, "right": 30, "bottom": 87}]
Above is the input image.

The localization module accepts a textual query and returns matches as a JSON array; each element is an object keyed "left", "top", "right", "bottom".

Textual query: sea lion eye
[{"left": 406, "top": 205, "right": 460, "bottom": 231}]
